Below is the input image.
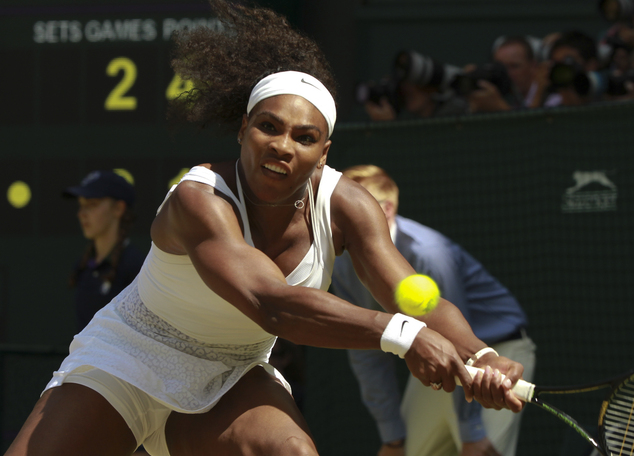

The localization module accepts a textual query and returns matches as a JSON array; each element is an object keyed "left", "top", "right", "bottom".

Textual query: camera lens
[
  {"left": 393, "top": 51, "right": 439, "bottom": 86},
  {"left": 393, "top": 50, "right": 462, "bottom": 91},
  {"left": 550, "top": 63, "right": 578, "bottom": 86}
]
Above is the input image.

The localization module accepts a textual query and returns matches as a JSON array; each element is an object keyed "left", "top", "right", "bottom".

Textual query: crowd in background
[{"left": 358, "top": 0, "right": 634, "bottom": 121}]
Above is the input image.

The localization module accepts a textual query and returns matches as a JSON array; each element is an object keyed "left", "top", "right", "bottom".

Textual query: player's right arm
[{"left": 151, "top": 178, "right": 393, "bottom": 351}]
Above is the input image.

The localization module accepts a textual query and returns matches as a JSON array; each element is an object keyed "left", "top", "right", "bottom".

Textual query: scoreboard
[
  {"left": 0, "top": 2, "right": 240, "bottom": 237},
  {"left": 2, "top": 4, "right": 222, "bottom": 125}
]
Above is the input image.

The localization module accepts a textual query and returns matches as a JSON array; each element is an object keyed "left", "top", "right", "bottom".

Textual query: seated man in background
[
  {"left": 468, "top": 35, "right": 560, "bottom": 112},
  {"left": 491, "top": 36, "right": 540, "bottom": 108},
  {"left": 331, "top": 165, "right": 536, "bottom": 456}
]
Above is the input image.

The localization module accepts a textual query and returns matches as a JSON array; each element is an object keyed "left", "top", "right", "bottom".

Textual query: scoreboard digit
[{"left": 105, "top": 56, "right": 138, "bottom": 111}]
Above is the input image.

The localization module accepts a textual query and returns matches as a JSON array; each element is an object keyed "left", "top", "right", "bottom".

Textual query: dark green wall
[{"left": 2, "top": 102, "right": 633, "bottom": 454}]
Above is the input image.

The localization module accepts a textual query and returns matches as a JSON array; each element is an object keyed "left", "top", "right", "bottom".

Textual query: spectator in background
[
  {"left": 598, "top": 0, "right": 634, "bottom": 72},
  {"left": 598, "top": 3, "right": 634, "bottom": 100},
  {"left": 492, "top": 36, "right": 541, "bottom": 108},
  {"left": 468, "top": 35, "right": 563, "bottom": 112},
  {"left": 331, "top": 165, "right": 536, "bottom": 456},
  {"left": 531, "top": 30, "right": 605, "bottom": 107},
  {"left": 457, "top": 61, "right": 518, "bottom": 114},
  {"left": 63, "top": 170, "right": 146, "bottom": 331}
]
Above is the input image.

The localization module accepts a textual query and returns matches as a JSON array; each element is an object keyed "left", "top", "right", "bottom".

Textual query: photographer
[
  {"left": 598, "top": 0, "right": 634, "bottom": 99},
  {"left": 453, "top": 37, "right": 553, "bottom": 114},
  {"left": 490, "top": 36, "right": 560, "bottom": 109},
  {"left": 359, "top": 51, "right": 468, "bottom": 121},
  {"left": 531, "top": 30, "right": 606, "bottom": 107},
  {"left": 460, "top": 62, "right": 521, "bottom": 113}
]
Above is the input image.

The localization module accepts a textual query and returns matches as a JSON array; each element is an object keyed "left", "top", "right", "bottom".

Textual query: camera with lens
[
  {"left": 354, "top": 78, "right": 402, "bottom": 111},
  {"left": 355, "top": 50, "right": 463, "bottom": 111},
  {"left": 549, "top": 56, "right": 604, "bottom": 96},
  {"left": 450, "top": 62, "right": 514, "bottom": 97},
  {"left": 392, "top": 50, "right": 463, "bottom": 92},
  {"left": 599, "top": 0, "right": 634, "bottom": 22}
]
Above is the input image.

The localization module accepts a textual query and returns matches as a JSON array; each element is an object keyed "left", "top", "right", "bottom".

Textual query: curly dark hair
[{"left": 168, "top": 0, "right": 338, "bottom": 131}]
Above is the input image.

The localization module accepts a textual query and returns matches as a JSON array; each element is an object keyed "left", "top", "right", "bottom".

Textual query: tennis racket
[{"left": 459, "top": 365, "right": 634, "bottom": 456}]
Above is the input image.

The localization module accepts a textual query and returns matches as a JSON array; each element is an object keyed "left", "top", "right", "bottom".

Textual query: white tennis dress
[{"left": 45, "top": 163, "right": 341, "bottom": 414}]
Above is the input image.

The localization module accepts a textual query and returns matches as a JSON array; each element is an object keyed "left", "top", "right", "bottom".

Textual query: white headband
[{"left": 247, "top": 71, "right": 336, "bottom": 138}]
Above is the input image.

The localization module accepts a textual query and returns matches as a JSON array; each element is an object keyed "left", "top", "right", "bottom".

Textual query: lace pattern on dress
[
  {"left": 116, "top": 284, "right": 276, "bottom": 367},
  {"left": 114, "top": 282, "right": 275, "bottom": 387}
]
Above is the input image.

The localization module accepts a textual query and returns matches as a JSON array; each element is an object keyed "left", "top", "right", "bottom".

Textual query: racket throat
[{"left": 534, "top": 399, "right": 607, "bottom": 456}]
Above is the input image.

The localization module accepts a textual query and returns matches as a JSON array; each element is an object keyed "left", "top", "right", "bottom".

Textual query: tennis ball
[
  {"left": 7, "top": 181, "right": 31, "bottom": 209},
  {"left": 395, "top": 274, "right": 440, "bottom": 316}
]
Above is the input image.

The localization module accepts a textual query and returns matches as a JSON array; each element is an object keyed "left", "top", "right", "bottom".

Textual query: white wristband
[
  {"left": 466, "top": 347, "right": 499, "bottom": 366},
  {"left": 380, "top": 313, "right": 426, "bottom": 358}
]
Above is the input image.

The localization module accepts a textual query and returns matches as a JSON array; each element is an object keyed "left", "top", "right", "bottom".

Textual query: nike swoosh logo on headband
[{"left": 301, "top": 78, "right": 320, "bottom": 89}]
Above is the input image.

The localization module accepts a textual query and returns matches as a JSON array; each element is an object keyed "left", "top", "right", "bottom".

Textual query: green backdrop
[{"left": 1, "top": 102, "right": 633, "bottom": 454}]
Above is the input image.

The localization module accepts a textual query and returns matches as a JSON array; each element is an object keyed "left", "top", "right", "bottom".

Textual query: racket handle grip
[{"left": 457, "top": 365, "right": 535, "bottom": 402}]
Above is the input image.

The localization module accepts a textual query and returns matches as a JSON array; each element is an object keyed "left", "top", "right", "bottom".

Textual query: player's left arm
[
  {"left": 331, "top": 178, "right": 484, "bottom": 361},
  {"left": 332, "top": 178, "right": 524, "bottom": 410}
]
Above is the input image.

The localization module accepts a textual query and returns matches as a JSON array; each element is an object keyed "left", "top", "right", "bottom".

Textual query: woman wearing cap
[
  {"left": 7, "top": 2, "right": 525, "bottom": 456},
  {"left": 63, "top": 170, "right": 146, "bottom": 331}
]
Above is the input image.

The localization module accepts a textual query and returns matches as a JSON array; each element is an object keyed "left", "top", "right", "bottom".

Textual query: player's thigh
[
  {"left": 165, "top": 365, "right": 317, "bottom": 456},
  {"left": 6, "top": 383, "right": 137, "bottom": 456}
]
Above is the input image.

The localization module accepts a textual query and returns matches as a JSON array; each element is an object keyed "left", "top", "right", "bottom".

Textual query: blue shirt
[{"left": 331, "top": 215, "right": 528, "bottom": 443}]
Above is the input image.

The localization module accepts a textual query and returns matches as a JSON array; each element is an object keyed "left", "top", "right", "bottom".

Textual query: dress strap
[{"left": 234, "top": 161, "right": 254, "bottom": 245}]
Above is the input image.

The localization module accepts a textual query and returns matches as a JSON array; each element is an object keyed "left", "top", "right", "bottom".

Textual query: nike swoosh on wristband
[{"left": 400, "top": 320, "right": 408, "bottom": 336}]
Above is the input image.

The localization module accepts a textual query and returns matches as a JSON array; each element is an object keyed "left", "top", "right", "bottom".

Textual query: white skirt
[{"left": 44, "top": 278, "right": 289, "bottom": 413}]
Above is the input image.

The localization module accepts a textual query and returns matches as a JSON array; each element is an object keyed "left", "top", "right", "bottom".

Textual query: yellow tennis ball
[{"left": 395, "top": 274, "right": 440, "bottom": 316}]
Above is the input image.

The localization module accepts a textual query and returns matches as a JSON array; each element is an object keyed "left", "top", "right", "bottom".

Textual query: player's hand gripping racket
[{"left": 458, "top": 365, "right": 634, "bottom": 456}]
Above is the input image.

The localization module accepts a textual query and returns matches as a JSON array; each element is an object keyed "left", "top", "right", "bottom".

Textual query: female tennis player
[{"left": 6, "top": 1, "right": 525, "bottom": 456}]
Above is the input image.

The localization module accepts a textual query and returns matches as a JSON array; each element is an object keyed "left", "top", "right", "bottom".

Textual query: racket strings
[{"left": 603, "top": 381, "right": 634, "bottom": 456}]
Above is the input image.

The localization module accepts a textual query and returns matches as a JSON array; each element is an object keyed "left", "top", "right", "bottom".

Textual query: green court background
[{"left": 1, "top": 102, "right": 633, "bottom": 454}]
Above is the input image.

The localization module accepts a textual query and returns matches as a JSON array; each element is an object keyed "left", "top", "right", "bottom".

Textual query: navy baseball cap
[{"left": 63, "top": 170, "right": 135, "bottom": 207}]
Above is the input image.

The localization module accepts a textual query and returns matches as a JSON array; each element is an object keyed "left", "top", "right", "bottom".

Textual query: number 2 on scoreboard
[
  {"left": 105, "top": 57, "right": 137, "bottom": 111},
  {"left": 104, "top": 57, "right": 195, "bottom": 111}
]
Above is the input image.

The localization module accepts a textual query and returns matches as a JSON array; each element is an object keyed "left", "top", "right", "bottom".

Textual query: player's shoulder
[
  {"left": 167, "top": 174, "right": 236, "bottom": 228},
  {"left": 331, "top": 175, "right": 382, "bottom": 221},
  {"left": 332, "top": 174, "right": 376, "bottom": 206}
]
